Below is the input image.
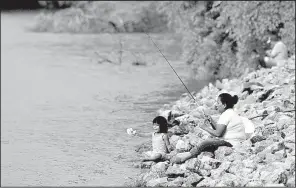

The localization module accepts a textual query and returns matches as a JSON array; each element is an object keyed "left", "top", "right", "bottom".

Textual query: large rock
[
  {"left": 198, "top": 151, "right": 215, "bottom": 160},
  {"left": 246, "top": 180, "right": 263, "bottom": 186},
  {"left": 184, "top": 158, "right": 200, "bottom": 172},
  {"left": 286, "top": 176, "right": 295, "bottom": 187},
  {"left": 284, "top": 156, "right": 295, "bottom": 175},
  {"left": 209, "top": 169, "right": 224, "bottom": 180},
  {"left": 285, "top": 143, "right": 295, "bottom": 154},
  {"left": 198, "top": 156, "right": 221, "bottom": 170},
  {"left": 175, "top": 140, "right": 192, "bottom": 152},
  {"left": 284, "top": 134, "right": 295, "bottom": 143},
  {"left": 242, "top": 159, "right": 257, "bottom": 171},
  {"left": 215, "top": 173, "right": 241, "bottom": 187},
  {"left": 142, "top": 171, "right": 162, "bottom": 183},
  {"left": 242, "top": 95, "right": 257, "bottom": 106},
  {"left": 196, "top": 177, "right": 218, "bottom": 187},
  {"left": 169, "top": 125, "right": 189, "bottom": 135},
  {"left": 289, "top": 160, "right": 295, "bottom": 175},
  {"left": 277, "top": 115, "right": 294, "bottom": 130},
  {"left": 260, "top": 167, "right": 288, "bottom": 184},
  {"left": 264, "top": 184, "right": 285, "bottom": 187},
  {"left": 242, "top": 82, "right": 264, "bottom": 94},
  {"left": 210, "top": 162, "right": 232, "bottom": 179},
  {"left": 183, "top": 173, "right": 204, "bottom": 187},
  {"left": 151, "top": 162, "right": 169, "bottom": 174},
  {"left": 169, "top": 135, "right": 181, "bottom": 148},
  {"left": 165, "top": 177, "right": 184, "bottom": 187},
  {"left": 171, "top": 110, "right": 185, "bottom": 118},
  {"left": 250, "top": 135, "right": 267, "bottom": 144},
  {"left": 265, "top": 153, "right": 285, "bottom": 163},
  {"left": 146, "top": 177, "right": 168, "bottom": 187},
  {"left": 165, "top": 164, "right": 188, "bottom": 178},
  {"left": 214, "top": 146, "right": 234, "bottom": 160},
  {"left": 268, "top": 133, "right": 285, "bottom": 142},
  {"left": 253, "top": 139, "right": 273, "bottom": 154},
  {"left": 225, "top": 151, "right": 248, "bottom": 162},
  {"left": 252, "top": 152, "right": 266, "bottom": 164},
  {"left": 228, "top": 160, "right": 254, "bottom": 178}
]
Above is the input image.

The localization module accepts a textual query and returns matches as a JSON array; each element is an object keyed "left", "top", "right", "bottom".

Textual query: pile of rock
[{"left": 130, "top": 56, "right": 295, "bottom": 187}]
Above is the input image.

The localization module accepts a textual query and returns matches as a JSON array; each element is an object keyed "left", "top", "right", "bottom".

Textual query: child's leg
[{"left": 141, "top": 151, "right": 162, "bottom": 162}]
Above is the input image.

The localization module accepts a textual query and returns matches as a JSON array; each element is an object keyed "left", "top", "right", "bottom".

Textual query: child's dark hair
[
  {"left": 152, "top": 116, "right": 168, "bottom": 133},
  {"left": 218, "top": 93, "right": 238, "bottom": 109}
]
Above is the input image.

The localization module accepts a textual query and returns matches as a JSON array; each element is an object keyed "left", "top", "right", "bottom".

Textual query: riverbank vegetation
[
  {"left": 31, "top": 1, "right": 295, "bottom": 81},
  {"left": 158, "top": 1, "right": 295, "bottom": 80},
  {"left": 31, "top": 1, "right": 168, "bottom": 33}
]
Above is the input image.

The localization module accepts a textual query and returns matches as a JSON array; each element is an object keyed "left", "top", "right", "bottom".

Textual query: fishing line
[{"left": 144, "top": 32, "right": 197, "bottom": 103}]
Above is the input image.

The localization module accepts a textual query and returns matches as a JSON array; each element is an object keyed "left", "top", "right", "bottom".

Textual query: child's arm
[
  {"left": 127, "top": 128, "right": 151, "bottom": 137},
  {"left": 134, "top": 132, "right": 152, "bottom": 138},
  {"left": 163, "top": 134, "right": 172, "bottom": 152}
]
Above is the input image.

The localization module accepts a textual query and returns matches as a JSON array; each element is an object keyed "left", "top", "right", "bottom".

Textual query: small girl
[{"left": 127, "top": 116, "right": 172, "bottom": 162}]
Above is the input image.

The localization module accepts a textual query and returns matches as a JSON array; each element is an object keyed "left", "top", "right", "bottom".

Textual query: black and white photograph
[{"left": 1, "top": 1, "right": 295, "bottom": 187}]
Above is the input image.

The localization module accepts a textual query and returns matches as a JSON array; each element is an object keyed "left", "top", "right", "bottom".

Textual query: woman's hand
[{"left": 205, "top": 115, "right": 213, "bottom": 124}]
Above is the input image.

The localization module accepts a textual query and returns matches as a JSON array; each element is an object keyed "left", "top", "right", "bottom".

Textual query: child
[{"left": 127, "top": 116, "right": 172, "bottom": 162}]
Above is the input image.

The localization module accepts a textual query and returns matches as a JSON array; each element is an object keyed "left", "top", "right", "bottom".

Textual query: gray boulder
[{"left": 146, "top": 177, "right": 168, "bottom": 187}]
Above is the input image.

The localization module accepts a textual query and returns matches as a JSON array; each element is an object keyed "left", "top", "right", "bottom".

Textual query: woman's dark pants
[{"left": 190, "top": 138, "right": 233, "bottom": 157}]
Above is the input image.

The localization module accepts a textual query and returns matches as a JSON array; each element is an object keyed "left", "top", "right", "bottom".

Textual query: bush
[
  {"left": 31, "top": 1, "right": 168, "bottom": 33},
  {"left": 158, "top": 1, "right": 295, "bottom": 80}
]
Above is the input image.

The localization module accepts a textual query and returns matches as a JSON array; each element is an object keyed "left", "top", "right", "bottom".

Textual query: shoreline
[{"left": 129, "top": 56, "right": 295, "bottom": 187}]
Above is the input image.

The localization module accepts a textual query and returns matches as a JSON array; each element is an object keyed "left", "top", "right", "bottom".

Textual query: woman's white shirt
[{"left": 217, "top": 109, "right": 247, "bottom": 147}]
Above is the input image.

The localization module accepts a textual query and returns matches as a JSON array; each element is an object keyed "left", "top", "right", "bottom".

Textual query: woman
[
  {"left": 263, "top": 35, "right": 288, "bottom": 68},
  {"left": 172, "top": 93, "right": 246, "bottom": 164}
]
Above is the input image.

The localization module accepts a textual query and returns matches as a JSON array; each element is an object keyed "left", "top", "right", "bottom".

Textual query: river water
[{"left": 1, "top": 11, "right": 208, "bottom": 186}]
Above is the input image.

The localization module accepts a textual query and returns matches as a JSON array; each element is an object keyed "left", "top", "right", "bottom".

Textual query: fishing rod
[{"left": 144, "top": 32, "right": 197, "bottom": 103}]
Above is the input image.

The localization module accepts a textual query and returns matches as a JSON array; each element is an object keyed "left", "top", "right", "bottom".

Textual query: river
[{"left": 1, "top": 11, "right": 208, "bottom": 186}]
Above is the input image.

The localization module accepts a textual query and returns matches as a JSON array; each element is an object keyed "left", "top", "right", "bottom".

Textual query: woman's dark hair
[
  {"left": 218, "top": 93, "right": 238, "bottom": 109},
  {"left": 152, "top": 116, "right": 168, "bottom": 133}
]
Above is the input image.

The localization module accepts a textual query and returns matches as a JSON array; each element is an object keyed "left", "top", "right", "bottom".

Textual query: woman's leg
[
  {"left": 190, "top": 138, "right": 232, "bottom": 157},
  {"left": 173, "top": 138, "right": 232, "bottom": 164}
]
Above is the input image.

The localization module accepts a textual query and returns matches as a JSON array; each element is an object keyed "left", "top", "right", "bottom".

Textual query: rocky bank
[{"left": 130, "top": 56, "right": 295, "bottom": 187}]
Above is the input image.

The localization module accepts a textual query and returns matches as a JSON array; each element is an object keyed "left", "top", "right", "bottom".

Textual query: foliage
[
  {"left": 158, "top": 1, "right": 295, "bottom": 80},
  {"left": 31, "top": 1, "right": 168, "bottom": 33}
]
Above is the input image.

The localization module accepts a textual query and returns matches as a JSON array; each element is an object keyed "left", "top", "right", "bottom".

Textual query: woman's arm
[
  {"left": 205, "top": 115, "right": 217, "bottom": 130},
  {"left": 163, "top": 134, "right": 172, "bottom": 152},
  {"left": 200, "top": 122, "right": 226, "bottom": 137},
  {"left": 202, "top": 110, "right": 232, "bottom": 137}
]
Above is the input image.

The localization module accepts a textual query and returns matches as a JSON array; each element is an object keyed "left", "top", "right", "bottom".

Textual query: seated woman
[
  {"left": 263, "top": 35, "right": 288, "bottom": 68},
  {"left": 171, "top": 93, "right": 247, "bottom": 164}
]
